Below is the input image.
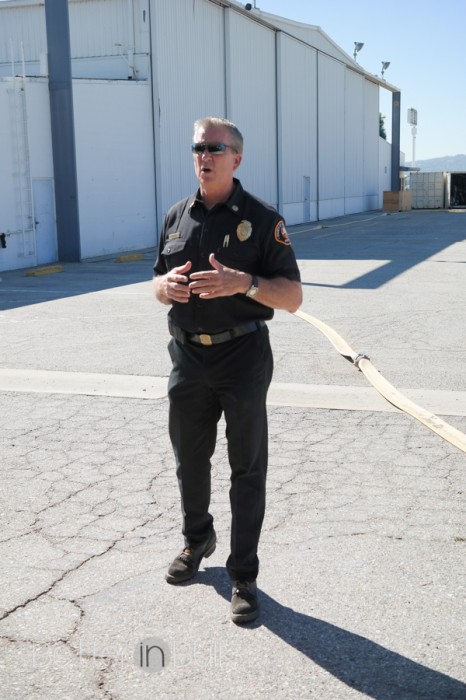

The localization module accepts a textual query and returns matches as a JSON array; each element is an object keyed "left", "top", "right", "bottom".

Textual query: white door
[
  {"left": 303, "top": 176, "right": 311, "bottom": 222},
  {"left": 33, "top": 179, "right": 58, "bottom": 265}
]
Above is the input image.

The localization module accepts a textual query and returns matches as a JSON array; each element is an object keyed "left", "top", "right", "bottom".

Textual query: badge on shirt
[
  {"left": 168, "top": 231, "right": 182, "bottom": 240},
  {"left": 237, "top": 220, "right": 252, "bottom": 242},
  {"left": 274, "top": 220, "right": 291, "bottom": 246}
]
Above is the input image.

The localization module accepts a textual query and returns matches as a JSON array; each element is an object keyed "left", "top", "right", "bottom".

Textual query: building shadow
[
  {"left": 196, "top": 567, "right": 466, "bottom": 700},
  {"left": 0, "top": 255, "right": 155, "bottom": 311},
  {"left": 290, "top": 210, "right": 466, "bottom": 290},
  {"left": 2, "top": 211, "right": 466, "bottom": 310}
]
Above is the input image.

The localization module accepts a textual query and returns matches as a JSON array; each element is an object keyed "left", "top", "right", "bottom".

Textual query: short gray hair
[{"left": 193, "top": 117, "right": 243, "bottom": 154}]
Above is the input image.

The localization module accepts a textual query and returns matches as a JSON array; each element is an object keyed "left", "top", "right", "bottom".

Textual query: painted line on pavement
[{"left": 1, "top": 369, "right": 466, "bottom": 416}]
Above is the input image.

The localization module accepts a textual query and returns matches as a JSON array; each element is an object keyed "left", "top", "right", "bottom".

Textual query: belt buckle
[{"left": 199, "top": 334, "right": 213, "bottom": 346}]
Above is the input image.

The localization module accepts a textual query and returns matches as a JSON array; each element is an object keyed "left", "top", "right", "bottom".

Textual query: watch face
[{"left": 246, "top": 276, "right": 259, "bottom": 297}]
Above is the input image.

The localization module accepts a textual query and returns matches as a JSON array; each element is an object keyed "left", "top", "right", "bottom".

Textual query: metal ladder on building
[{"left": 8, "top": 74, "right": 35, "bottom": 259}]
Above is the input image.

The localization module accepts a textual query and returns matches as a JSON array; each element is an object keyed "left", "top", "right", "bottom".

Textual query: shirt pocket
[
  {"left": 215, "top": 237, "right": 259, "bottom": 274},
  {"left": 161, "top": 238, "right": 189, "bottom": 271}
]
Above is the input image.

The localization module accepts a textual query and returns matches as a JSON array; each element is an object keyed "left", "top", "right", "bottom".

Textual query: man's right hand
[{"left": 153, "top": 261, "right": 192, "bottom": 304}]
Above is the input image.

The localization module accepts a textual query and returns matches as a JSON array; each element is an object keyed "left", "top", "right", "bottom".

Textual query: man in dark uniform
[{"left": 153, "top": 117, "right": 302, "bottom": 623}]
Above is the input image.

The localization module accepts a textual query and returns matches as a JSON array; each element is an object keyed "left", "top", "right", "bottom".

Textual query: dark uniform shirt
[{"left": 153, "top": 178, "right": 301, "bottom": 334}]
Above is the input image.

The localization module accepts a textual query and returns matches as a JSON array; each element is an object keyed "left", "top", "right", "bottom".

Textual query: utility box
[
  {"left": 383, "top": 191, "right": 412, "bottom": 212},
  {"left": 410, "top": 172, "right": 446, "bottom": 209}
]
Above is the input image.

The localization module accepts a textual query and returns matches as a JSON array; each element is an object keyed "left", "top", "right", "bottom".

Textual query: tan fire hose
[{"left": 294, "top": 309, "right": 466, "bottom": 455}]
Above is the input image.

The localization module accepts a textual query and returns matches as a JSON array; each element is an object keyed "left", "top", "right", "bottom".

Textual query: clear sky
[{"left": 255, "top": 0, "right": 465, "bottom": 162}]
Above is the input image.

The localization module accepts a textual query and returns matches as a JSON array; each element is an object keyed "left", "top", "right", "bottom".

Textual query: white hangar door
[
  {"left": 226, "top": 10, "right": 278, "bottom": 209},
  {"left": 33, "top": 178, "right": 58, "bottom": 265}
]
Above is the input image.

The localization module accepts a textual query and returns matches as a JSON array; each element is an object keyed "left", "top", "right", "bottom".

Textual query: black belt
[{"left": 168, "top": 320, "right": 264, "bottom": 346}]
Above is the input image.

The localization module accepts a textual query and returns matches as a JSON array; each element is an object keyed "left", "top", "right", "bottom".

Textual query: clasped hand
[{"left": 165, "top": 253, "right": 248, "bottom": 303}]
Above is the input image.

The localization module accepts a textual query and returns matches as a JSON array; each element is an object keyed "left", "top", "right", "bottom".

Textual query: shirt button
[{"left": 232, "top": 205, "right": 239, "bottom": 212}]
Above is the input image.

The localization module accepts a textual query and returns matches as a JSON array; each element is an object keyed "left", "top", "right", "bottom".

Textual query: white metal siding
[
  {"left": 0, "top": 77, "right": 52, "bottom": 271},
  {"left": 0, "top": 0, "right": 150, "bottom": 80},
  {"left": 379, "top": 136, "right": 392, "bottom": 206},
  {"left": 152, "top": 0, "right": 225, "bottom": 216},
  {"left": 0, "top": 0, "right": 398, "bottom": 272},
  {"left": 226, "top": 10, "right": 277, "bottom": 208},
  {"left": 344, "top": 70, "right": 364, "bottom": 202},
  {"left": 278, "top": 34, "right": 317, "bottom": 224},
  {"left": 73, "top": 80, "right": 157, "bottom": 258},
  {"left": 363, "top": 79, "right": 379, "bottom": 204},
  {"left": 70, "top": 0, "right": 129, "bottom": 58},
  {"left": 1, "top": 0, "right": 140, "bottom": 61},
  {"left": 25, "top": 80, "right": 54, "bottom": 178},
  {"left": 318, "top": 54, "right": 345, "bottom": 218},
  {"left": 0, "top": 5, "right": 47, "bottom": 67},
  {"left": 0, "top": 79, "right": 22, "bottom": 270},
  {"left": 134, "top": 0, "right": 150, "bottom": 43}
]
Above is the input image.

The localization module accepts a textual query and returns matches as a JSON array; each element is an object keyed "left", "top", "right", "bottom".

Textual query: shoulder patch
[{"left": 274, "top": 220, "right": 291, "bottom": 246}]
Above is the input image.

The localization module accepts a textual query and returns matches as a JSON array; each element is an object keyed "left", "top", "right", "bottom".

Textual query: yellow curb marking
[
  {"left": 115, "top": 254, "right": 144, "bottom": 263},
  {"left": 26, "top": 265, "right": 64, "bottom": 277}
]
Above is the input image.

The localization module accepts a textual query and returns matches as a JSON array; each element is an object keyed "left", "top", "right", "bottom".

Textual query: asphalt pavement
[{"left": 0, "top": 209, "right": 465, "bottom": 699}]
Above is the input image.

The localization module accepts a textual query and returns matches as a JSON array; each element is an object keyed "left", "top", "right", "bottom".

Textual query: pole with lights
[
  {"left": 407, "top": 108, "right": 418, "bottom": 168},
  {"left": 353, "top": 42, "right": 364, "bottom": 61},
  {"left": 381, "top": 61, "right": 390, "bottom": 79}
]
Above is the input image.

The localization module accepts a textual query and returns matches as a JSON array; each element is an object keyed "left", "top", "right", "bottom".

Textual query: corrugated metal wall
[
  {"left": 278, "top": 34, "right": 317, "bottom": 224},
  {"left": 73, "top": 80, "right": 156, "bottom": 258},
  {"left": 0, "top": 0, "right": 394, "bottom": 271},
  {"left": 70, "top": 0, "right": 129, "bottom": 58},
  {"left": 0, "top": 77, "right": 54, "bottom": 271},
  {"left": 151, "top": 0, "right": 226, "bottom": 216},
  {"left": 151, "top": 2, "right": 279, "bottom": 217},
  {"left": 0, "top": 4, "right": 47, "bottom": 65},
  {"left": 225, "top": 10, "right": 277, "bottom": 208},
  {"left": 344, "top": 70, "right": 365, "bottom": 212},
  {"left": 318, "top": 54, "right": 346, "bottom": 219},
  {"left": 363, "top": 80, "right": 380, "bottom": 209},
  {"left": 0, "top": 0, "right": 150, "bottom": 79}
]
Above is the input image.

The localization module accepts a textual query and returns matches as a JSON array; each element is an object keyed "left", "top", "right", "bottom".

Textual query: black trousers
[{"left": 167, "top": 324, "right": 273, "bottom": 582}]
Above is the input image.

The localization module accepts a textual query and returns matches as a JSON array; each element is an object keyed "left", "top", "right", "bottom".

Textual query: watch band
[{"left": 246, "top": 275, "right": 259, "bottom": 298}]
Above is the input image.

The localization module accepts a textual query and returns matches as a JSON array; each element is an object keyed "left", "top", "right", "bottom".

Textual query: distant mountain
[{"left": 405, "top": 154, "right": 466, "bottom": 172}]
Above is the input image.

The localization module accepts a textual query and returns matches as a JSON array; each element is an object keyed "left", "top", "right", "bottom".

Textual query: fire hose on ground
[{"left": 294, "top": 309, "right": 466, "bottom": 455}]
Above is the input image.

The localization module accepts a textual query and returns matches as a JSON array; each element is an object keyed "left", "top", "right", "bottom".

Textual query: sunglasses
[{"left": 191, "top": 142, "right": 237, "bottom": 155}]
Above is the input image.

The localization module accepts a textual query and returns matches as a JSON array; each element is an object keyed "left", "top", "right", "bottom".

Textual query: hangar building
[{"left": 0, "top": 0, "right": 401, "bottom": 272}]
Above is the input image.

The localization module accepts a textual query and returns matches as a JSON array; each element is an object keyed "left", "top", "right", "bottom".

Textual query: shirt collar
[
  {"left": 189, "top": 178, "right": 244, "bottom": 216},
  {"left": 225, "top": 179, "right": 244, "bottom": 215}
]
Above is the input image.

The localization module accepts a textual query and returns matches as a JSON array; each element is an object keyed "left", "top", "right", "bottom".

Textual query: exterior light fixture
[
  {"left": 353, "top": 42, "right": 364, "bottom": 61},
  {"left": 381, "top": 61, "right": 390, "bottom": 78}
]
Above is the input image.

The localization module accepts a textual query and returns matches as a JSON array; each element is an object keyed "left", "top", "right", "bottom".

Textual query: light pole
[
  {"left": 407, "top": 108, "right": 418, "bottom": 168},
  {"left": 353, "top": 42, "right": 364, "bottom": 62}
]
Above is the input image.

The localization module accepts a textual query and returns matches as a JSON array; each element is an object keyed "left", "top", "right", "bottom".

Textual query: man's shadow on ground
[{"left": 196, "top": 567, "right": 466, "bottom": 700}]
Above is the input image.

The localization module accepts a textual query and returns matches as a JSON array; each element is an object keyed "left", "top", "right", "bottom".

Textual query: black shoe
[
  {"left": 165, "top": 530, "right": 216, "bottom": 584},
  {"left": 231, "top": 580, "right": 259, "bottom": 623}
]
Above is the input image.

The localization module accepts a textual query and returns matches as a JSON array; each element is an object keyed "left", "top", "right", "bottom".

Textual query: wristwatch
[{"left": 245, "top": 275, "right": 259, "bottom": 298}]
